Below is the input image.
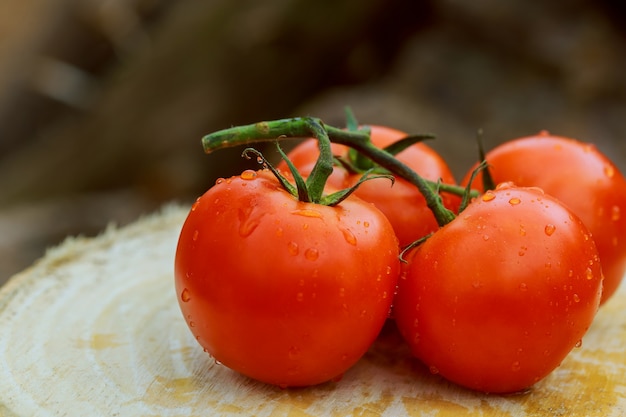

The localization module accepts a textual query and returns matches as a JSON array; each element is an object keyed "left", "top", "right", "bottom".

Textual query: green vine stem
[{"left": 202, "top": 117, "right": 457, "bottom": 227}]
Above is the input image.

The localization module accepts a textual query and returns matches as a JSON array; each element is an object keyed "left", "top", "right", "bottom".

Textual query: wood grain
[{"left": 0, "top": 204, "right": 624, "bottom": 417}]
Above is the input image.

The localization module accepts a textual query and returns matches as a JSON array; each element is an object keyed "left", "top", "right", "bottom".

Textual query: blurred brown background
[{"left": 1, "top": 0, "right": 625, "bottom": 285}]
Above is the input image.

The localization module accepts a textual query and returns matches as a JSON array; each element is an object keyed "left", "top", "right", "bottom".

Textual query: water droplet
[
  {"left": 568, "top": 270, "right": 574, "bottom": 277},
  {"left": 339, "top": 287, "right": 346, "bottom": 297},
  {"left": 413, "top": 318, "right": 419, "bottom": 328},
  {"left": 472, "top": 280, "right": 482, "bottom": 289},
  {"left": 363, "top": 221, "right": 370, "bottom": 228},
  {"left": 538, "top": 130, "right": 550, "bottom": 136},
  {"left": 575, "top": 339, "right": 583, "bottom": 348},
  {"left": 215, "top": 177, "right": 225, "bottom": 185},
  {"left": 481, "top": 191, "right": 496, "bottom": 202},
  {"left": 292, "top": 208, "right": 323, "bottom": 218},
  {"left": 192, "top": 230, "right": 199, "bottom": 241},
  {"left": 519, "top": 225, "right": 527, "bottom": 236},
  {"left": 341, "top": 354, "right": 349, "bottom": 361},
  {"left": 304, "top": 248, "right": 319, "bottom": 261},
  {"left": 240, "top": 169, "right": 257, "bottom": 180},
  {"left": 382, "top": 291, "right": 388, "bottom": 299},
  {"left": 482, "top": 234, "right": 490, "bottom": 241},
  {"left": 386, "top": 265, "right": 393, "bottom": 275},
  {"left": 573, "top": 293, "right": 581, "bottom": 303},
  {"left": 181, "top": 289, "right": 191, "bottom": 302},
  {"left": 611, "top": 205, "right": 621, "bottom": 221},
  {"left": 341, "top": 228, "right": 357, "bottom": 246},
  {"left": 585, "top": 267, "right": 594, "bottom": 280},
  {"left": 495, "top": 181, "right": 516, "bottom": 190},
  {"left": 288, "top": 346, "right": 300, "bottom": 359},
  {"left": 429, "top": 365, "right": 440, "bottom": 375},
  {"left": 191, "top": 198, "right": 200, "bottom": 211},
  {"left": 518, "top": 246, "right": 527, "bottom": 256},
  {"left": 276, "top": 227, "right": 284, "bottom": 237},
  {"left": 509, "top": 197, "right": 521, "bottom": 205},
  {"left": 238, "top": 206, "right": 262, "bottom": 237},
  {"left": 287, "top": 241, "right": 299, "bottom": 256},
  {"left": 519, "top": 283, "right": 528, "bottom": 291},
  {"left": 296, "top": 292, "right": 304, "bottom": 302},
  {"left": 189, "top": 321, "right": 196, "bottom": 327},
  {"left": 544, "top": 224, "right": 556, "bottom": 236},
  {"left": 511, "top": 361, "right": 521, "bottom": 372},
  {"left": 413, "top": 333, "right": 420, "bottom": 344},
  {"left": 604, "top": 165, "right": 615, "bottom": 178}
]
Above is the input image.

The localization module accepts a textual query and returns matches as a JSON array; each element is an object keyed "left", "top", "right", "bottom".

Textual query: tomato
[
  {"left": 462, "top": 131, "right": 626, "bottom": 305},
  {"left": 394, "top": 184, "right": 603, "bottom": 393},
  {"left": 174, "top": 169, "right": 400, "bottom": 387},
  {"left": 279, "top": 125, "right": 461, "bottom": 247}
]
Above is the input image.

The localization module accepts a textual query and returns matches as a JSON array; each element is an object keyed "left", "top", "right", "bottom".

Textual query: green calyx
[{"left": 202, "top": 116, "right": 459, "bottom": 226}]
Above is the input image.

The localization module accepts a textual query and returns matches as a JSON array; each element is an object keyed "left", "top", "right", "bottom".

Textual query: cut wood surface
[{"left": 0, "top": 204, "right": 625, "bottom": 417}]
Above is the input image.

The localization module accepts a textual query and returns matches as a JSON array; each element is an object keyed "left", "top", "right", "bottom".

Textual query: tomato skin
[
  {"left": 280, "top": 125, "right": 461, "bottom": 247},
  {"left": 174, "top": 170, "right": 400, "bottom": 387},
  {"left": 462, "top": 132, "right": 626, "bottom": 305},
  {"left": 394, "top": 185, "right": 602, "bottom": 393}
]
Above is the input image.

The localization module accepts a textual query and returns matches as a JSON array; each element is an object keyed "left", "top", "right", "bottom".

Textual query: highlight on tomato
[
  {"left": 394, "top": 183, "right": 603, "bottom": 394},
  {"left": 278, "top": 125, "right": 461, "bottom": 247},
  {"left": 176, "top": 121, "right": 400, "bottom": 388},
  {"left": 462, "top": 131, "right": 626, "bottom": 305}
]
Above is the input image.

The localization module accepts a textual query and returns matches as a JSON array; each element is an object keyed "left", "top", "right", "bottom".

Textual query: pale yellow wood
[{"left": 0, "top": 204, "right": 625, "bottom": 417}]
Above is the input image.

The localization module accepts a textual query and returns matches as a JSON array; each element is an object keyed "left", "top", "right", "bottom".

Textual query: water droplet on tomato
[
  {"left": 276, "top": 227, "right": 284, "bottom": 237},
  {"left": 575, "top": 339, "right": 583, "bottom": 348},
  {"left": 339, "top": 287, "right": 346, "bottom": 297},
  {"left": 509, "top": 197, "right": 521, "bottom": 205},
  {"left": 429, "top": 365, "right": 440, "bottom": 375},
  {"left": 287, "top": 241, "right": 299, "bottom": 256},
  {"left": 604, "top": 165, "right": 615, "bottom": 178},
  {"left": 296, "top": 292, "right": 304, "bottom": 302},
  {"left": 511, "top": 361, "right": 521, "bottom": 372},
  {"left": 519, "top": 282, "right": 528, "bottom": 291},
  {"left": 611, "top": 205, "right": 621, "bottom": 221},
  {"left": 544, "top": 224, "right": 556, "bottom": 236},
  {"left": 215, "top": 177, "right": 225, "bottom": 185},
  {"left": 482, "top": 234, "right": 490, "bottom": 241},
  {"left": 481, "top": 191, "right": 496, "bottom": 202},
  {"left": 413, "top": 318, "right": 419, "bottom": 328},
  {"left": 363, "top": 221, "right": 370, "bottom": 228},
  {"left": 519, "top": 225, "right": 527, "bottom": 236},
  {"left": 181, "top": 289, "right": 191, "bottom": 302},
  {"left": 386, "top": 265, "right": 393, "bottom": 275},
  {"left": 288, "top": 346, "right": 300, "bottom": 359},
  {"left": 568, "top": 270, "right": 574, "bottom": 277},
  {"left": 192, "top": 230, "right": 199, "bottom": 241},
  {"left": 538, "top": 130, "right": 550, "bottom": 136},
  {"left": 240, "top": 169, "right": 257, "bottom": 180},
  {"left": 304, "top": 248, "right": 319, "bottom": 261},
  {"left": 191, "top": 198, "right": 200, "bottom": 211},
  {"left": 292, "top": 208, "right": 323, "bottom": 218},
  {"left": 189, "top": 321, "right": 196, "bottom": 327},
  {"left": 518, "top": 246, "right": 527, "bottom": 256},
  {"left": 585, "top": 268, "right": 594, "bottom": 280},
  {"left": 341, "top": 228, "right": 357, "bottom": 246},
  {"left": 573, "top": 293, "right": 581, "bottom": 303}
]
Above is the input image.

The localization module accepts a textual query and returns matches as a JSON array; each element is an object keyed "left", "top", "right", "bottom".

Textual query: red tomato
[
  {"left": 462, "top": 131, "right": 626, "bottom": 305},
  {"left": 279, "top": 125, "right": 461, "bottom": 247},
  {"left": 394, "top": 184, "right": 602, "bottom": 393},
  {"left": 175, "top": 169, "right": 400, "bottom": 387}
]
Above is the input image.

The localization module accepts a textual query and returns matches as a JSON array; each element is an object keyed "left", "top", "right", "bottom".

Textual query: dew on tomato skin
[
  {"left": 544, "top": 224, "right": 556, "bottom": 236},
  {"left": 287, "top": 241, "right": 299, "bottom": 256},
  {"left": 585, "top": 268, "right": 594, "bottom": 280},
  {"left": 341, "top": 228, "right": 358, "bottom": 246},
  {"left": 575, "top": 339, "right": 583, "bottom": 348},
  {"left": 296, "top": 292, "right": 304, "bottom": 302},
  {"left": 339, "top": 287, "right": 346, "bottom": 297},
  {"left": 604, "top": 165, "right": 615, "bottom": 178},
  {"left": 509, "top": 197, "right": 521, "bottom": 205},
  {"left": 192, "top": 230, "right": 199, "bottom": 241},
  {"left": 429, "top": 365, "right": 440, "bottom": 375},
  {"left": 240, "top": 169, "right": 257, "bottom": 180},
  {"left": 611, "top": 205, "right": 621, "bottom": 221},
  {"left": 363, "top": 221, "right": 370, "bottom": 228},
  {"left": 511, "top": 361, "right": 521, "bottom": 372},
  {"left": 519, "top": 283, "right": 528, "bottom": 291},
  {"left": 481, "top": 191, "right": 496, "bottom": 202},
  {"left": 386, "top": 265, "right": 393, "bottom": 275},
  {"left": 288, "top": 346, "right": 300, "bottom": 359},
  {"left": 215, "top": 177, "right": 225, "bottom": 185},
  {"left": 573, "top": 293, "right": 581, "bottom": 303},
  {"left": 482, "top": 234, "right": 490, "bottom": 241},
  {"left": 292, "top": 208, "right": 323, "bottom": 218},
  {"left": 181, "top": 288, "right": 191, "bottom": 302},
  {"left": 276, "top": 227, "right": 284, "bottom": 237},
  {"left": 191, "top": 198, "right": 200, "bottom": 211},
  {"left": 304, "top": 248, "right": 319, "bottom": 261}
]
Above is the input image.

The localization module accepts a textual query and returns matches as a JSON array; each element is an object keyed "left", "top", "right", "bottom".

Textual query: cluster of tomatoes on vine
[{"left": 174, "top": 110, "right": 626, "bottom": 394}]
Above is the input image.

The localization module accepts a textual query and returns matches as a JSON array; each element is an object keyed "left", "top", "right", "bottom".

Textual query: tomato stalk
[{"left": 202, "top": 117, "right": 457, "bottom": 227}]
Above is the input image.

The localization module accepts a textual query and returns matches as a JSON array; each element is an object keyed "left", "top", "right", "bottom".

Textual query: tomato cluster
[{"left": 175, "top": 118, "right": 625, "bottom": 394}]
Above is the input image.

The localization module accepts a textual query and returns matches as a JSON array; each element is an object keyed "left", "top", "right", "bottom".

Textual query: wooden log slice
[{"left": 0, "top": 204, "right": 625, "bottom": 416}]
